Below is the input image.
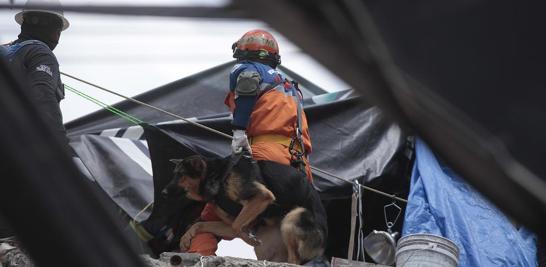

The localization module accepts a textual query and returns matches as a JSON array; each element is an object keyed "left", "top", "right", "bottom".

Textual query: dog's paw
[
  {"left": 179, "top": 232, "right": 193, "bottom": 250},
  {"left": 179, "top": 223, "right": 202, "bottom": 250},
  {"left": 231, "top": 222, "right": 244, "bottom": 235}
]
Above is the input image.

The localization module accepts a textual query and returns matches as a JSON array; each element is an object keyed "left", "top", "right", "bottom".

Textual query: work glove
[{"left": 232, "top": 129, "right": 252, "bottom": 154}]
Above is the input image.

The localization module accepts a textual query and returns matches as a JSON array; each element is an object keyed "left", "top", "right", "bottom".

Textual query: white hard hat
[{"left": 15, "top": 0, "right": 70, "bottom": 31}]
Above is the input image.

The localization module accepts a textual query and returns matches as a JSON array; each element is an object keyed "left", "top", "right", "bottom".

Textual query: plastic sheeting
[
  {"left": 70, "top": 134, "right": 154, "bottom": 219},
  {"left": 403, "top": 139, "right": 537, "bottom": 266},
  {"left": 65, "top": 61, "right": 410, "bottom": 257},
  {"left": 68, "top": 95, "right": 406, "bottom": 220},
  {"left": 141, "top": 96, "right": 406, "bottom": 197}
]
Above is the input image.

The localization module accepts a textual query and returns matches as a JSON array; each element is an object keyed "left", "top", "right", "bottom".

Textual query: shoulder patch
[
  {"left": 267, "top": 69, "right": 276, "bottom": 75},
  {"left": 36, "top": 64, "right": 53, "bottom": 76}
]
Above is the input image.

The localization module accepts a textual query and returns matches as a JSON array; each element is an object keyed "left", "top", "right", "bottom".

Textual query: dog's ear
[{"left": 181, "top": 155, "right": 206, "bottom": 179}]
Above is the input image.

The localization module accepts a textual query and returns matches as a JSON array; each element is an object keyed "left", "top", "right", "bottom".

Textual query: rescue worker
[
  {"left": 182, "top": 29, "right": 314, "bottom": 256},
  {"left": 2, "top": 0, "right": 70, "bottom": 153},
  {"left": 226, "top": 29, "right": 312, "bottom": 178},
  {"left": 0, "top": 0, "right": 70, "bottom": 240}
]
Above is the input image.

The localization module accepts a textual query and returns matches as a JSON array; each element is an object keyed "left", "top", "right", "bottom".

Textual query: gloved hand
[{"left": 232, "top": 129, "right": 252, "bottom": 154}]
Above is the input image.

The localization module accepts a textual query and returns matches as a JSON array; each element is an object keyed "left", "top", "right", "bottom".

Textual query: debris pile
[
  {"left": 141, "top": 252, "right": 302, "bottom": 267},
  {"left": 0, "top": 240, "right": 33, "bottom": 267}
]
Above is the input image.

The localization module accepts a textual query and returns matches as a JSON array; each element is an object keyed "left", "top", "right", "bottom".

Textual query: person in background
[
  {"left": 182, "top": 29, "right": 314, "bottom": 256},
  {"left": 2, "top": 0, "right": 71, "bottom": 153},
  {"left": 1, "top": 0, "right": 70, "bottom": 239}
]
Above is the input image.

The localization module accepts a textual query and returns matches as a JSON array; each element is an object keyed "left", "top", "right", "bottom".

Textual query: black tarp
[
  {"left": 66, "top": 63, "right": 411, "bottom": 259},
  {"left": 66, "top": 63, "right": 356, "bottom": 220},
  {"left": 138, "top": 102, "right": 411, "bottom": 257},
  {"left": 144, "top": 96, "right": 408, "bottom": 197},
  {"left": 70, "top": 134, "right": 154, "bottom": 219},
  {"left": 74, "top": 96, "right": 412, "bottom": 259},
  {"left": 68, "top": 89, "right": 408, "bottom": 220}
]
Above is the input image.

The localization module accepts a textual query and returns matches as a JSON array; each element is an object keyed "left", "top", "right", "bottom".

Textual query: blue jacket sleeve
[
  {"left": 25, "top": 45, "right": 67, "bottom": 140},
  {"left": 232, "top": 95, "right": 257, "bottom": 129},
  {"left": 230, "top": 63, "right": 259, "bottom": 130}
]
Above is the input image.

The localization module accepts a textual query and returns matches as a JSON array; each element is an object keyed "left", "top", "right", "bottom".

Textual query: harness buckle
[{"left": 289, "top": 135, "right": 306, "bottom": 172}]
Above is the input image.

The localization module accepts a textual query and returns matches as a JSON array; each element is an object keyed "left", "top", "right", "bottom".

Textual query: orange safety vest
[
  {"left": 225, "top": 88, "right": 313, "bottom": 179},
  {"left": 225, "top": 89, "right": 312, "bottom": 151}
]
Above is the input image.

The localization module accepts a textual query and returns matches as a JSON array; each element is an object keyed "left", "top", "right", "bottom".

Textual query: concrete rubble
[
  {"left": 1, "top": 242, "right": 302, "bottom": 267},
  {"left": 2, "top": 241, "right": 387, "bottom": 267},
  {"left": 0, "top": 241, "right": 34, "bottom": 267},
  {"left": 141, "top": 252, "right": 303, "bottom": 267}
]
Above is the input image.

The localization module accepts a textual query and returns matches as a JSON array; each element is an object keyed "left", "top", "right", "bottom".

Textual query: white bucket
[{"left": 395, "top": 233, "right": 459, "bottom": 267}]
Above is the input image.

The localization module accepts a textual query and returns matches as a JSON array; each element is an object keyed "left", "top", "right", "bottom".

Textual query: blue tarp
[{"left": 402, "top": 139, "right": 537, "bottom": 267}]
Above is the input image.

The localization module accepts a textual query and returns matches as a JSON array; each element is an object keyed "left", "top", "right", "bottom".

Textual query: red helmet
[{"left": 232, "top": 29, "right": 281, "bottom": 67}]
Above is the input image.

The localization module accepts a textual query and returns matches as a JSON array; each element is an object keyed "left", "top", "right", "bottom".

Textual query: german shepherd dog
[{"left": 171, "top": 153, "right": 328, "bottom": 265}]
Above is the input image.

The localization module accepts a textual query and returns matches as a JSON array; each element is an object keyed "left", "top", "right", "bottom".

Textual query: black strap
[
  {"left": 221, "top": 152, "right": 245, "bottom": 182},
  {"left": 213, "top": 151, "right": 250, "bottom": 216},
  {"left": 289, "top": 81, "right": 307, "bottom": 172}
]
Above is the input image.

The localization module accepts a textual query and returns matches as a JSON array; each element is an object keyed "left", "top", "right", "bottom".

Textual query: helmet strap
[{"left": 233, "top": 49, "right": 281, "bottom": 68}]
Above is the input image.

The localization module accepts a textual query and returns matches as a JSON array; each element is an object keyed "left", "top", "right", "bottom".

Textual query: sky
[
  {"left": 0, "top": 0, "right": 348, "bottom": 123},
  {"left": 1, "top": 0, "right": 348, "bottom": 260}
]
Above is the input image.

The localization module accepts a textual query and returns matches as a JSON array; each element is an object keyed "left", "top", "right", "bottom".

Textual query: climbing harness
[
  {"left": 288, "top": 81, "right": 307, "bottom": 173},
  {"left": 259, "top": 78, "right": 307, "bottom": 173}
]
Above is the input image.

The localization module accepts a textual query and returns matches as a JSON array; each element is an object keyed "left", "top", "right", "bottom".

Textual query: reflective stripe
[
  {"left": 110, "top": 137, "right": 153, "bottom": 176},
  {"left": 140, "top": 140, "right": 148, "bottom": 148},
  {"left": 121, "top": 125, "right": 144, "bottom": 140},
  {"left": 100, "top": 128, "right": 121, "bottom": 137},
  {"left": 250, "top": 134, "right": 290, "bottom": 146}
]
